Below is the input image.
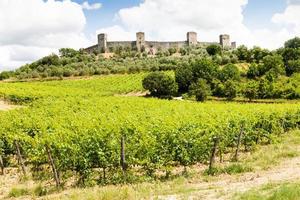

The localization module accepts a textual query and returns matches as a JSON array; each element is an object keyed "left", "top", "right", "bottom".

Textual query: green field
[{"left": 0, "top": 73, "right": 300, "bottom": 199}]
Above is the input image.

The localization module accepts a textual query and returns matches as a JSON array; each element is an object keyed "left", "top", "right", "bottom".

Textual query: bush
[
  {"left": 142, "top": 72, "right": 178, "bottom": 98},
  {"left": 219, "top": 64, "right": 240, "bottom": 82},
  {"left": 175, "top": 64, "right": 193, "bottom": 93},
  {"left": 258, "top": 78, "right": 274, "bottom": 99},
  {"left": 243, "top": 81, "right": 259, "bottom": 101},
  {"left": 189, "top": 79, "right": 211, "bottom": 102},
  {"left": 191, "top": 58, "right": 218, "bottom": 84},
  {"left": 284, "top": 37, "right": 300, "bottom": 49},
  {"left": 286, "top": 60, "right": 300, "bottom": 76},
  {"left": 0, "top": 71, "right": 13, "bottom": 80},
  {"left": 206, "top": 44, "right": 222, "bottom": 56},
  {"left": 261, "top": 55, "right": 285, "bottom": 77},
  {"left": 223, "top": 80, "right": 238, "bottom": 100},
  {"left": 247, "top": 63, "right": 260, "bottom": 79}
]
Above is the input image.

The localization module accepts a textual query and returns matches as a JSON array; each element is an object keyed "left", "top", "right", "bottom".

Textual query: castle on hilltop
[{"left": 85, "top": 32, "right": 236, "bottom": 55}]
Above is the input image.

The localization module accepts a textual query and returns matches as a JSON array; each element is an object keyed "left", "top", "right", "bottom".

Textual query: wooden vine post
[
  {"left": 208, "top": 136, "right": 219, "bottom": 174},
  {"left": 45, "top": 145, "right": 60, "bottom": 187},
  {"left": 233, "top": 125, "right": 244, "bottom": 162},
  {"left": 0, "top": 154, "right": 4, "bottom": 175},
  {"left": 120, "top": 135, "right": 126, "bottom": 173},
  {"left": 14, "top": 140, "right": 26, "bottom": 176}
]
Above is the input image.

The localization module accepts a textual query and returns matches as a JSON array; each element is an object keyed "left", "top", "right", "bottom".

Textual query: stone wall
[
  {"left": 84, "top": 32, "right": 236, "bottom": 54},
  {"left": 107, "top": 41, "right": 136, "bottom": 50}
]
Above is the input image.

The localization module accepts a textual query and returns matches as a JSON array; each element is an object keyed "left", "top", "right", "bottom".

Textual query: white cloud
[
  {"left": 81, "top": 1, "right": 102, "bottom": 10},
  {"left": 0, "top": 0, "right": 91, "bottom": 71},
  {"left": 272, "top": 3, "right": 300, "bottom": 34},
  {"left": 96, "top": 25, "right": 135, "bottom": 41},
  {"left": 97, "top": 0, "right": 300, "bottom": 50},
  {"left": 116, "top": 0, "right": 248, "bottom": 41}
]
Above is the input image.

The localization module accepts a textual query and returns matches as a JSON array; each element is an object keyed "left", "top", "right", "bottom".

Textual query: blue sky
[{"left": 77, "top": 0, "right": 288, "bottom": 36}]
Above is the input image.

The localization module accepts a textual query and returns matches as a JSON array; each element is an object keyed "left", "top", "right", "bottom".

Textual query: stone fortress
[{"left": 85, "top": 32, "right": 236, "bottom": 55}]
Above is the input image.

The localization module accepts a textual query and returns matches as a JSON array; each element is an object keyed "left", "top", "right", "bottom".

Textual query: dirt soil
[
  {"left": 0, "top": 100, "right": 22, "bottom": 111},
  {"left": 159, "top": 156, "right": 300, "bottom": 200}
]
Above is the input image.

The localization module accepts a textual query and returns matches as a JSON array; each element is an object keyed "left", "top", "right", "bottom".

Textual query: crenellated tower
[
  {"left": 98, "top": 33, "right": 107, "bottom": 53},
  {"left": 187, "top": 32, "right": 197, "bottom": 46},
  {"left": 136, "top": 32, "right": 145, "bottom": 52}
]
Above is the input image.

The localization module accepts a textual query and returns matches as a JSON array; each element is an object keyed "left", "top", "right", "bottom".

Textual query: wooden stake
[
  {"left": 208, "top": 137, "right": 219, "bottom": 174},
  {"left": 45, "top": 145, "right": 60, "bottom": 187},
  {"left": 0, "top": 154, "right": 4, "bottom": 175},
  {"left": 14, "top": 141, "right": 26, "bottom": 176},
  {"left": 120, "top": 135, "right": 126, "bottom": 172},
  {"left": 233, "top": 127, "right": 243, "bottom": 162}
]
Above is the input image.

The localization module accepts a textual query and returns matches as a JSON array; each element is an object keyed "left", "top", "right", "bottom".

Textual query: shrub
[
  {"left": 243, "top": 81, "right": 259, "bottom": 101},
  {"left": 206, "top": 44, "right": 222, "bottom": 56},
  {"left": 219, "top": 64, "right": 240, "bottom": 82},
  {"left": 189, "top": 79, "right": 211, "bottom": 102},
  {"left": 191, "top": 58, "right": 218, "bottom": 84},
  {"left": 261, "top": 55, "right": 285, "bottom": 77},
  {"left": 175, "top": 64, "right": 193, "bottom": 93},
  {"left": 142, "top": 72, "right": 178, "bottom": 98},
  {"left": 247, "top": 63, "right": 260, "bottom": 79},
  {"left": 223, "top": 80, "right": 238, "bottom": 100},
  {"left": 286, "top": 60, "right": 300, "bottom": 76},
  {"left": 168, "top": 48, "right": 177, "bottom": 55},
  {"left": 284, "top": 37, "right": 300, "bottom": 49}
]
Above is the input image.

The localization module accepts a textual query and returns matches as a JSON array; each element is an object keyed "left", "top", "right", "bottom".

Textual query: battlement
[{"left": 85, "top": 32, "right": 236, "bottom": 54}]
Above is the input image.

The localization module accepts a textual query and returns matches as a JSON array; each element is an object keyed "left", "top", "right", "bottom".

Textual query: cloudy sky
[{"left": 0, "top": 0, "right": 300, "bottom": 71}]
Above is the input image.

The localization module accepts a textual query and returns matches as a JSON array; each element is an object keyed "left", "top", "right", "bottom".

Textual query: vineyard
[{"left": 0, "top": 73, "right": 300, "bottom": 188}]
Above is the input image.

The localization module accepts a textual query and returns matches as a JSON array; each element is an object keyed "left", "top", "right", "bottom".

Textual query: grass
[
  {"left": 236, "top": 181, "right": 300, "bottom": 200},
  {"left": 8, "top": 187, "right": 30, "bottom": 198},
  {"left": 240, "top": 130, "right": 300, "bottom": 170}
]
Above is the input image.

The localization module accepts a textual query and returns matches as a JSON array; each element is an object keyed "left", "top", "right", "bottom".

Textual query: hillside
[{"left": 0, "top": 72, "right": 299, "bottom": 199}]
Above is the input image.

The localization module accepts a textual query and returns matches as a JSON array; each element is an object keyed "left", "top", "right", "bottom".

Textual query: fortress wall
[
  {"left": 145, "top": 41, "right": 187, "bottom": 50},
  {"left": 107, "top": 41, "right": 136, "bottom": 50},
  {"left": 85, "top": 45, "right": 98, "bottom": 54},
  {"left": 198, "top": 42, "right": 219, "bottom": 47},
  {"left": 84, "top": 32, "right": 235, "bottom": 54}
]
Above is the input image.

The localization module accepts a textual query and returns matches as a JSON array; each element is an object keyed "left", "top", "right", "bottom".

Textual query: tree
[
  {"left": 206, "top": 44, "right": 222, "bottom": 56},
  {"left": 142, "top": 72, "right": 178, "bottom": 98},
  {"left": 218, "top": 64, "right": 240, "bottom": 82},
  {"left": 258, "top": 78, "right": 273, "bottom": 99},
  {"left": 286, "top": 60, "right": 300, "bottom": 76},
  {"left": 189, "top": 79, "right": 211, "bottom": 102},
  {"left": 260, "top": 55, "right": 285, "bottom": 77},
  {"left": 281, "top": 48, "right": 300, "bottom": 65},
  {"left": 191, "top": 58, "right": 218, "bottom": 84},
  {"left": 235, "top": 45, "right": 250, "bottom": 61},
  {"left": 59, "top": 48, "right": 79, "bottom": 58},
  {"left": 284, "top": 37, "right": 300, "bottom": 49},
  {"left": 247, "top": 63, "right": 260, "bottom": 79},
  {"left": 0, "top": 71, "right": 13, "bottom": 80},
  {"left": 168, "top": 48, "right": 177, "bottom": 55},
  {"left": 175, "top": 64, "right": 193, "bottom": 93},
  {"left": 223, "top": 80, "right": 238, "bottom": 100},
  {"left": 250, "top": 46, "right": 270, "bottom": 63},
  {"left": 38, "top": 54, "right": 60, "bottom": 66},
  {"left": 243, "top": 81, "right": 258, "bottom": 101}
]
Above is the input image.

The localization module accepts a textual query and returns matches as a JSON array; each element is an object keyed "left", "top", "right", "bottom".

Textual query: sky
[{"left": 0, "top": 0, "right": 300, "bottom": 71}]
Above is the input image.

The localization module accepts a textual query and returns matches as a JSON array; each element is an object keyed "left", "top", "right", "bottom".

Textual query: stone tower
[
  {"left": 231, "top": 42, "right": 237, "bottom": 49},
  {"left": 136, "top": 32, "right": 145, "bottom": 52},
  {"left": 98, "top": 33, "right": 107, "bottom": 53},
  {"left": 187, "top": 32, "right": 197, "bottom": 46},
  {"left": 219, "top": 34, "right": 230, "bottom": 48}
]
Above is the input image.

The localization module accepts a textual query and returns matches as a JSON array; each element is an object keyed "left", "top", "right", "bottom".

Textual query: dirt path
[
  {"left": 0, "top": 100, "right": 22, "bottom": 111},
  {"left": 159, "top": 156, "right": 300, "bottom": 200}
]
